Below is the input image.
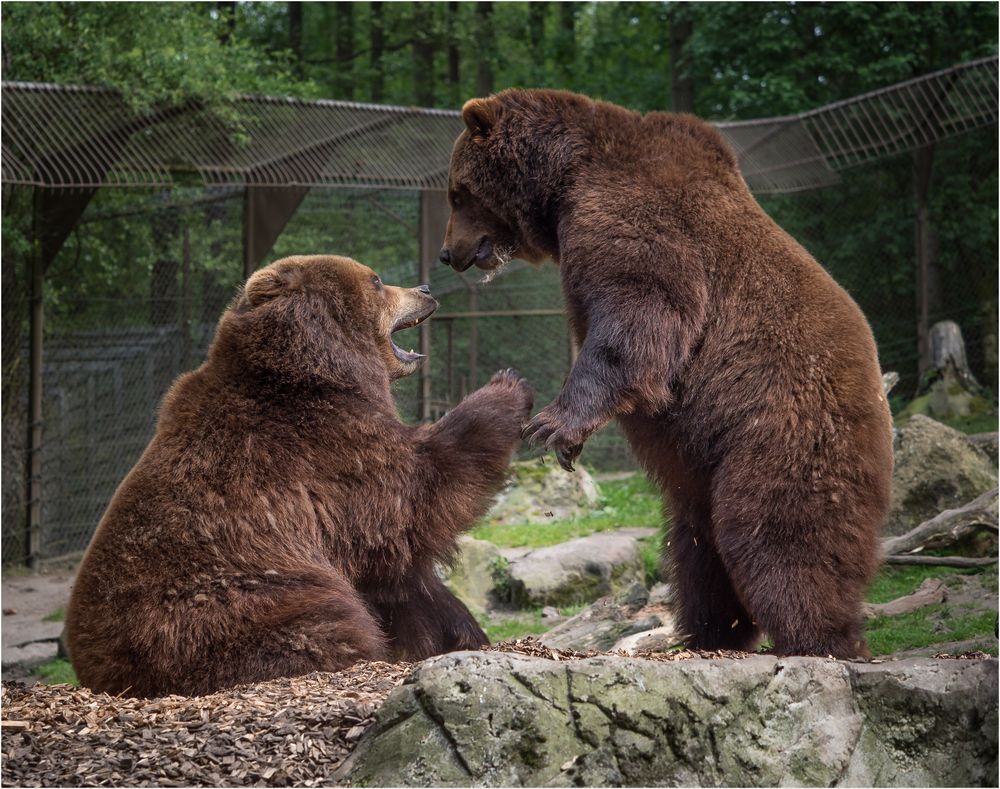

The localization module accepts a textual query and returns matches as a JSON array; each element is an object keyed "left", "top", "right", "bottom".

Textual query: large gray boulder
[
  {"left": 504, "top": 532, "right": 645, "bottom": 608},
  {"left": 888, "top": 414, "right": 997, "bottom": 536},
  {"left": 487, "top": 459, "right": 601, "bottom": 525},
  {"left": 341, "top": 652, "right": 998, "bottom": 787}
]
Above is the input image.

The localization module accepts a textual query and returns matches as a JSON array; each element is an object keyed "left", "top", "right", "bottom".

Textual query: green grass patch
[
  {"left": 866, "top": 605, "right": 997, "bottom": 655},
  {"left": 638, "top": 534, "right": 663, "bottom": 586},
  {"left": 472, "top": 474, "right": 664, "bottom": 549},
  {"left": 893, "top": 394, "right": 998, "bottom": 434},
  {"left": 478, "top": 604, "right": 588, "bottom": 643},
  {"left": 36, "top": 658, "right": 77, "bottom": 685},
  {"left": 42, "top": 608, "right": 65, "bottom": 623},
  {"left": 865, "top": 565, "right": 987, "bottom": 604},
  {"left": 942, "top": 411, "right": 999, "bottom": 434}
]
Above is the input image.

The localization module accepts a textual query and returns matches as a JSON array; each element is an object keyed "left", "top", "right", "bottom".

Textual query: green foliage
[
  {"left": 36, "top": 658, "right": 78, "bottom": 685},
  {"left": 471, "top": 474, "right": 664, "bottom": 548},
  {"left": 42, "top": 608, "right": 65, "bottom": 623},
  {"left": 2, "top": 2, "right": 312, "bottom": 110},
  {"left": 684, "top": 2, "right": 998, "bottom": 120},
  {"left": 488, "top": 555, "right": 512, "bottom": 601}
]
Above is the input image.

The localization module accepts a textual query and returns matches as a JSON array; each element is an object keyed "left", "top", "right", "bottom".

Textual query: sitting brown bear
[
  {"left": 66, "top": 255, "right": 533, "bottom": 697},
  {"left": 439, "top": 89, "right": 893, "bottom": 658}
]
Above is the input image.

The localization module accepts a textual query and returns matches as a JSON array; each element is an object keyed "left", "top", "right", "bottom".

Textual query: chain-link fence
[{"left": 2, "top": 126, "right": 997, "bottom": 566}]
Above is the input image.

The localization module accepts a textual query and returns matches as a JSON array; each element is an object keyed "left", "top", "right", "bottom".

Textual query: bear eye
[
  {"left": 371, "top": 275, "right": 383, "bottom": 291},
  {"left": 450, "top": 191, "right": 462, "bottom": 209}
]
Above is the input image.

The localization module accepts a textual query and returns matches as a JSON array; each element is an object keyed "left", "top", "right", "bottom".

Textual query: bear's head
[
  {"left": 214, "top": 255, "right": 437, "bottom": 390},
  {"left": 440, "top": 89, "right": 743, "bottom": 275},
  {"left": 439, "top": 89, "right": 596, "bottom": 273}
]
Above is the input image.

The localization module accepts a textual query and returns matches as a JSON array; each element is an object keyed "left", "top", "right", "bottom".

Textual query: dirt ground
[{"left": 1, "top": 566, "right": 75, "bottom": 679}]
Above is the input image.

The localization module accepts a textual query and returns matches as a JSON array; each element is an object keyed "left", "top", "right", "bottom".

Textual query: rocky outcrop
[
  {"left": 888, "top": 414, "right": 997, "bottom": 536},
  {"left": 968, "top": 432, "right": 999, "bottom": 465},
  {"left": 504, "top": 533, "right": 646, "bottom": 608},
  {"left": 540, "top": 583, "right": 663, "bottom": 652},
  {"left": 341, "top": 652, "right": 998, "bottom": 788},
  {"left": 487, "top": 460, "right": 601, "bottom": 526}
]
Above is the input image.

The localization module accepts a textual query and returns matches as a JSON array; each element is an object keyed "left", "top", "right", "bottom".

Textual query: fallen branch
[
  {"left": 884, "top": 555, "right": 997, "bottom": 568},
  {"left": 862, "top": 578, "right": 947, "bottom": 620},
  {"left": 883, "top": 488, "right": 998, "bottom": 557}
]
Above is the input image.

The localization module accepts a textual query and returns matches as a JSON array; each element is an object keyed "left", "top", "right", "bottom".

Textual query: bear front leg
[
  {"left": 412, "top": 368, "right": 533, "bottom": 532},
  {"left": 367, "top": 568, "right": 488, "bottom": 661},
  {"left": 523, "top": 240, "right": 709, "bottom": 470}
]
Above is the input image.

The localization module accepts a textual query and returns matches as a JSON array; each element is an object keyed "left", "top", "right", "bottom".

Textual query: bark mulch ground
[
  {"left": 1, "top": 661, "right": 412, "bottom": 787},
  {"left": 2, "top": 638, "right": 988, "bottom": 787}
]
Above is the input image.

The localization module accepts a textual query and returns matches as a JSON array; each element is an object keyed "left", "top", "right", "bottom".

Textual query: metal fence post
[
  {"left": 26, "top": 239, "right": 44, "bottom": 569},
  {"left": 418, "top": 189, "right": 449, "bottom": 421}
]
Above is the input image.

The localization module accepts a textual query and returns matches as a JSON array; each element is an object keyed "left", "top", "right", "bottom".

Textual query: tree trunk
[
  {"left": 369, "top": 1, "right": 384, "bottom": 103},
  {"left": 216, "top": 1, "right": 236, "bottom": 44},
  {"left": 529, "top": 3, "right": 547, "bottom": 82},
  {"left": 412, "top": 2, "right": 436, "bottom": 107},
  {"left": 556, "top": 2, "right": 576, "bottom": 87},
  {"left": 669, "top": 7, "right": 694, "bottom": 112},
  {"left": 151, "top": 204, "right": 180, "bottom": 326},
  {"left": 476, "top": 2, "right": 495, "bottom": 96},
  {"left": 335, "top": 2, "right": 355, "bottom": 100},
  {"left": 288, "top": 2, "right": 303, "bottom": 78},
  {"left": 446, "top": 2, "right": 461, "bottom": 107},
  {"left": 914, "top": 143, "right": 935, "bottom": 381}
]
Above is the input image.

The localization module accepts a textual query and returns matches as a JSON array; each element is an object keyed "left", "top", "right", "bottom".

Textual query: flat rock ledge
[{"left": 340, "top": 652, "right": 998, "bottom": 787}]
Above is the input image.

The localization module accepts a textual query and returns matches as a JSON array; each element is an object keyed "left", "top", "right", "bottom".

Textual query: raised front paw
[
  {"left": 488, "top": 368, "right": 534, "bottom": 417},
  {"left": 521, "top": 403, "right": 590, "bottom": 471}
]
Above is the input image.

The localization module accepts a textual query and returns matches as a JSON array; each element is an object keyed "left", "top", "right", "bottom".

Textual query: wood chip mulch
[
  {"left": 1, "top": 661, "right": 412, "bottom": 788},
  {"left": 932, "top": 650, "right": 994, "bottom": 660}
]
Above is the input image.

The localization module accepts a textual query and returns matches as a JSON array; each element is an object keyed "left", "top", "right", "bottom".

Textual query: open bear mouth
[
  {"left": 389, "top": 309, "right": 435, "bottom": 364},
  {"left": 457, "top": 236, "right": 494, "bottom": 272}
]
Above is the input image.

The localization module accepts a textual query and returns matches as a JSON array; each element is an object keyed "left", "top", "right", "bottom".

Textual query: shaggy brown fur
[
  {"left": 440, "top": 90, "right": 894, "bottom": 658},
  {"left": 66, "top": 255, "right": 533, "bottom": 697}
]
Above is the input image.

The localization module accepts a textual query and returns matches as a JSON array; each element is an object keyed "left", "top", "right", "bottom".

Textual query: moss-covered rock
[
  {"left": 341, "top": 652, "right": 998, "bottom": 787},
  {"left": 442, "top": 537, "right": 503, "bottom": 614},
  {"left": 502, "top": 533, "right": 645, "bottom": 608},
  {"left": 887, "top": 414, "right": 997, "bottom": 536},
  {"left": 486, "top": 459, "right": 601, "bottom": 526}
]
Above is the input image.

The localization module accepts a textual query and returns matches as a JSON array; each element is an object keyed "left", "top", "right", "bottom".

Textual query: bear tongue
[{"left": 391, "top": 340, "right": 424, "bottom": 363}]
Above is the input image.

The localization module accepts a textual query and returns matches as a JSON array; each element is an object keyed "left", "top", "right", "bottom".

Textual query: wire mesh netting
[{"left": 1, "top": 63, "right": 997, "bottom": 565}]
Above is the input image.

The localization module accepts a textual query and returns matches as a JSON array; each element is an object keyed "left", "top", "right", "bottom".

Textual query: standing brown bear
[
  {"left": 440, "top": 90, "right": 893, "bottom": 658},
  {"left": 66, "top": 255, "right": 533, "bottom": 697}
]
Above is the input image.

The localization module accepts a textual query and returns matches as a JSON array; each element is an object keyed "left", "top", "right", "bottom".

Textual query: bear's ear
[
  {"left": 462, "top": 97, "right": 498, "bottom": 142},
  {"left": 244, "top": 266, "right": 303, "bottom": 307}
]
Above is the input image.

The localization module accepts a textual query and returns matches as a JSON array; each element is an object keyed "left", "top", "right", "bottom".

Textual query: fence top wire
[
  {"left": 717, "top": 55, "right": 998, "bottom": 193},
  {"left": 2, "top": 56, "right": 996, "bottom": 193}
]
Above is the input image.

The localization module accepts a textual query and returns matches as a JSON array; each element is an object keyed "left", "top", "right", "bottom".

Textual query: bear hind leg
[
  {"left": 140, "top": 570, "right": 389, "bottom": 696},
  {"left": 668, "top": 490, "right": 759, "bottom": 652},
  {"left": 711, "top": 493, "right": 874, "bottom": 659}
]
